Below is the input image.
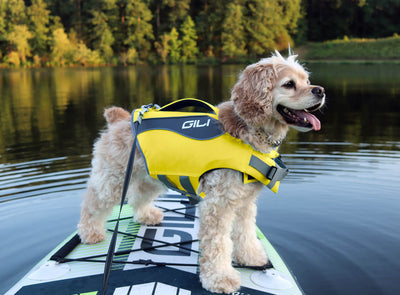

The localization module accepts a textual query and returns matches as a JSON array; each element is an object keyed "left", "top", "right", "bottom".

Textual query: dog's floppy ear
[
  {"left": 231, "top": 62, "right": 275, "bottom": 127},
  {"left": 104, "top": 107, "right": 130, "bottom": 124}
]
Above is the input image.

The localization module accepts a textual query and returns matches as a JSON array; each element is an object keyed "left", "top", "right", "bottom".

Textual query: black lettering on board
[{"left": 141, "top": 229, "right": 193, "bottom": 256}]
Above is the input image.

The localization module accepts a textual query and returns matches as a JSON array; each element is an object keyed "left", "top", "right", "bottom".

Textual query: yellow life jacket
[{"left": 132, "top": 98, "right": 288, "bottom": 201}]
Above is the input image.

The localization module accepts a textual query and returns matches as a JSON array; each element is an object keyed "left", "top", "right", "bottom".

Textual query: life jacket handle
[{"left": 159, "top": 98, "right": 217, "bottom": 114}]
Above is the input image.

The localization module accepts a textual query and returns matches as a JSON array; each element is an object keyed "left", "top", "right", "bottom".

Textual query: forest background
[{"left": 0, "top": 0, "right": 399, "bottom": 67}]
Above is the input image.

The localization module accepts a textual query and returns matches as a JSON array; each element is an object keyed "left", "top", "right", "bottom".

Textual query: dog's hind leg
[
  {"left": 78, "top": 185, "right": 117, "bottom": 244},
  {"left": 128, "top": 171, "right": 166, "bottom": 225}
]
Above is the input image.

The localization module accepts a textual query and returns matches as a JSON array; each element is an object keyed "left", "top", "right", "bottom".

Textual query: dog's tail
[{"left": 104, "top": 107, "right": 130, "bottom": 125}]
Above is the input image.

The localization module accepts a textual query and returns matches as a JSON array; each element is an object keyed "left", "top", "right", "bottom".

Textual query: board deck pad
[{"left": 6, "top": 193, "right": 303, "bottom": 295}]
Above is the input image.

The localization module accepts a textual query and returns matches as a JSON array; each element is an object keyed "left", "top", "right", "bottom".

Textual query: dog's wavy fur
[{"left": 78, "top": 52, "right": 325, "bottom": 293}]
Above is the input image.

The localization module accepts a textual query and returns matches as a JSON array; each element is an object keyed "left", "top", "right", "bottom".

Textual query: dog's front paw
[
  {"left": 134, "top": 206, "right": 163, "bottom": 225},
  {"left": 200, "top": 267, "right": 241, "bottom": 294},
  {"left": 78, "top": 225, "right": 106, "bottom": 244},
  {"left": 233, "top": 240, "right": 268, "bottom": 267}
]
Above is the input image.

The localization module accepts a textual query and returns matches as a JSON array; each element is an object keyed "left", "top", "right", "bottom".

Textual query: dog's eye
[{"left": 283, "top": 80, "right": 296, "bottom": 89}]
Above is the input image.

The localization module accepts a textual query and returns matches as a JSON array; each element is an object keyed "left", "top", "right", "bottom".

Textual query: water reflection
[
  {"left": 0, "top": 65, "right": 243, "bottom": 165},
  {"left": 304, "top": 62, "right": 400, "bottom": 145},
  {"left": 1, "top": 63, "right": 400, "bottom": 201},
  {"left": 2, "top": 64, "right": 400, "bottom": 164},
  {"left": 0, "top": 63, "right": 400, "bottom": 295}
]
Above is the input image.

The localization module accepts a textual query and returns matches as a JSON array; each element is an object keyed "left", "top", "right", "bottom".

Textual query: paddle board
[{"left": 6, "top": 193, "right": 303, "bottom": 295}]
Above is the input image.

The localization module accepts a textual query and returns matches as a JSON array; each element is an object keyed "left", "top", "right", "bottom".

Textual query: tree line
[{"left": 0, "top": 0, "right": 399, "bottom": 67}]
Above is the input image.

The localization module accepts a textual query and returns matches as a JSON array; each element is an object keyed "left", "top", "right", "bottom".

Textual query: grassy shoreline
[
  {"left": 299, "top": 35, "right": 400, "bottom": 62},
  {"left": 305, "top": 59, "right": 400, "bottom": 64}
]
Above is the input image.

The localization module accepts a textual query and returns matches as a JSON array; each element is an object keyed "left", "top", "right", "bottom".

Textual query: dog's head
[{"left": 231, "top": 51, "right": 325, "bottom": 132}]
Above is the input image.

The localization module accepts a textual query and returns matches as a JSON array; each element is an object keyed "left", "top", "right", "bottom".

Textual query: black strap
[
  {"left": 159, "top": 99, "right": 216, "bottom": 114},
  {"left": 50, "top": 234, "right": 81, "bottom": 262},
  {"left": 53, "top": 197, "right": 272, "bottom": 279},
  {"left": 101, "top": 121, "right": 139, "bottom": 295}
]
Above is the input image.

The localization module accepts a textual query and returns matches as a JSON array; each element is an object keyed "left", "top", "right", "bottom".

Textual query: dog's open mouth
[{"left": 277, "top": 103, "right": 322, "bottom": 131}]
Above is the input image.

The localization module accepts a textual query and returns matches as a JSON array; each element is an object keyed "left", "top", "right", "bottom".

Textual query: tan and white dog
[{"left": 78, "top": 52, "right": 325, "bottom": 294}]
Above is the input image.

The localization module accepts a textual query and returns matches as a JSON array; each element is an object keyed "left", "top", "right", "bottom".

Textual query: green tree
[
  {"left": 305, "top": 0, "right": 380, "bottom": 41},
  {"left": 51, "top": 28, "right": 74, "bottom": 66},
  {"left": 222, "top": 1, "right": 247, "bottom": 58},
  {"left": 91, "top": 10, "right": 115, "bottom": 61},
  {"left": 154, "top": 32, "right": 171, "bottom": 63},
  {"left": 2, "top": 0, "right": 27, "bottom": 60},
  {"left": 275, "top": 0, "right": 301, "bottom": 49},
  {"left": 0, "top": 2, "right": 5, "bottom": 35},
  {"left": 169, "top": 27, "right": 181, "bottom": 63},
  {"left": 357, "top": 0, "right": 400, "bottom": 38},
  {"left": 245, "top": 0, "right": 301, "bottom": 55},
  {"left": 4, "top": 0, "right": 27, "bottom": 27},
  {"left": 125, "top": 0, "right": 154, "bottom": 60},
  {"left": 162, "top": 0, "right": 190, "bottom": 26},
  {"left": 47, "top": 0, "right": 86, "bottom": 40},
  {"left": 27, "top": 0, "right": 51, "bottom": 56},
  {"left": 152, "top": 0, "right": 190, "bottom": 41},
  {"left": 246, "top": 0, "right": 281, "bottom": 55},
  {"left": 196, "top": 2, "right": 226, "bottom": 57},
  {"left": 6, "top": 51, "right": 20, "bottom": 66},
  {"left": 7, "top": 25, "right": 33, "bottom": 64},
  {"left": 73, "top": 41, "right": 102, "bottom": 66},
  {"left": 279, "top": 0, "right": 302, "bottom": 33},
  {"left": 0, "top": 2, "right": 7, "bottom": 57},
  {"left": 180, "top": 16, "right": 198, "bottom": 63},
  {"left": 126, "top": 47, "right": 138, "bottom": 64}
]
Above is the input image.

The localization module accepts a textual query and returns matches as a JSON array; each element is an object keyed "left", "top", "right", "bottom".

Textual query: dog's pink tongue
[
  {"left": 305, "top": 112, "right": 321, "bottom": 131},
  {"left": 293, "top": 110, "right": 321, "bottom": 131}
]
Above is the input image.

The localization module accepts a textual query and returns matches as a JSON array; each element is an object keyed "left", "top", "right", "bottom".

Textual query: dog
[{"left": 78, "top": 51, "right": 325, "bottom": 294}]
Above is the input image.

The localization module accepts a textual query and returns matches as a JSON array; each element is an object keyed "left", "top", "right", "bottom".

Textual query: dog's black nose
[{"left": 312, "top": 86, "right": 325, "bottom": 99}]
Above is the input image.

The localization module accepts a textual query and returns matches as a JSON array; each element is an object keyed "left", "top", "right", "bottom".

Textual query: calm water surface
[{"left": 1, "top": 63, "right": 399, "bottom": 295}]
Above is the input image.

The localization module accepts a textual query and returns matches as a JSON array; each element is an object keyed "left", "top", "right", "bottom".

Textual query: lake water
[{"left": 1, "top": 62, "right": 400, "bottom": 295}]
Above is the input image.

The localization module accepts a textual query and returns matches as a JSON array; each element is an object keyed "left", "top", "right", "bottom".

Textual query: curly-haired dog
[{"left": 78, "top": 52, "right": 325, "bottom": 294}]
